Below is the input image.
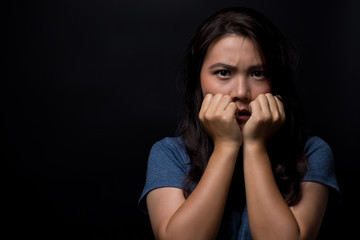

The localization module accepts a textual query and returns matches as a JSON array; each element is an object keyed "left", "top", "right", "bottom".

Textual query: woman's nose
[{"left": 230, "top": 76, "right": 251, "bottom": 101}]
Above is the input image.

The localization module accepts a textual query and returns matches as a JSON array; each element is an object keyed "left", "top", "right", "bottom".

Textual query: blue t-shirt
[{"left": 138, "top": 136, "right": 340, "bottom": 239}]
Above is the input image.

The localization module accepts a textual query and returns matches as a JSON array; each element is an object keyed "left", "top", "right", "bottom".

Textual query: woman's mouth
[{"left": 236, "top": 109, "right": 251, "bottom": 122}]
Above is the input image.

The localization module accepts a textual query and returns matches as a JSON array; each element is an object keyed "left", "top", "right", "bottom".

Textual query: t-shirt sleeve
[
  {"left": 302, "top": 136, "right": 341, "bottom": 205},
  {"left": 138, "top": 137, "right": 190, "bottom": 214}
]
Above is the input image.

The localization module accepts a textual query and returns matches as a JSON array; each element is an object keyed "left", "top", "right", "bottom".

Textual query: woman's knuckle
[
  {"left": 273, "top": 112, "right": 280, "bottom": 121},
  {"left": 203, "top": 112, "right": 211, "bottom": 120}
]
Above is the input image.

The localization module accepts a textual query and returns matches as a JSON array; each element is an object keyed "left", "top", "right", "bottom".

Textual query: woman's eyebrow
[
  {"left": 209, "top": 63, "right": 266, "bottom": 71},
  {"left": 248, "top": 64, "right": 266, "bottom": 70},
  {"left": 209, "top": 63, "right": 237, "bottom": 71}
]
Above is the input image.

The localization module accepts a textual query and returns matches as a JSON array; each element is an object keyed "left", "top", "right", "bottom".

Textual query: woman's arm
[
  {"left": 147, "top": 143, "right": 238, "bottom": 240},
  {"left": 243, "top": 93, "right": 329, "bottom": 240},
  {"left": 146, "top": 94, "right": 242, "bottom": 240},
  {"left": 243, "top": 143, "right": 329, "bottom": 240}
]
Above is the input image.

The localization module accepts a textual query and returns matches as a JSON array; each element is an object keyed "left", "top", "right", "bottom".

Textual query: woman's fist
[
  {"left": 199, "top": 93, "right": 242, "bottom": 148},
  {"left": 242, "top": 93, "right": 285, "bottom": 146}
]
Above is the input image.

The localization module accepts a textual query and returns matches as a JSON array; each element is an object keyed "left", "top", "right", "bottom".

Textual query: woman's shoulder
[
  {"left": 151, "top": 136, "right": 187, "bottom": 155},
  {"left": 304, "top": 136, "right": 334, "bottom": 168},
  {"left": 153, "top": 136, "right": 185, "bottom": 149},
  {"left": 149, "top": 136, "right": 190, "bottom": 167},
  {"left": 303, "top": 136, "right": 341, "bottom": 203},
  {"left": 304, "top": 136, "right": 332, "bottom": 154},
  {"left": 138, "top": 136, "right": 189, "bottom": 213}
]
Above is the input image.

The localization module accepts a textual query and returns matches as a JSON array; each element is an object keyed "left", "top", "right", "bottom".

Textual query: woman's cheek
[
  {"left": 253, "top": 84, "right": 271, "bottom": 96},
  {"left": 201, "top": 81, "right": 233, "bottom": 96}
]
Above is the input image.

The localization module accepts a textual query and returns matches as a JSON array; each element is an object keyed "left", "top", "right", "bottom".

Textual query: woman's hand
[
  {"left": 199, "top": 93, "right": 242, "bottom": 148},
  {"left": 242, "top": 93, "right": 285, "bottom": 146}
]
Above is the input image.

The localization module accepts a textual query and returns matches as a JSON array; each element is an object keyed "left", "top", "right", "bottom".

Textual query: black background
[{"left": 5, "top": 0, "right": 360, "bottom": 239}]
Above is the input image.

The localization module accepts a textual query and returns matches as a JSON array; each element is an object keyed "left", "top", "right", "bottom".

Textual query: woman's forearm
[
  {"left": 162, "top": 144, "right": 239, "bottom": 240},
  {"left": 243, "top": 143, "right": 300, "bottom": 240}
]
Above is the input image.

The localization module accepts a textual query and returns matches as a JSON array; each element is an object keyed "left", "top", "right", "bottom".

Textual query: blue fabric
[
  {"left": 138, "top": 136, "right": 340, "bottom": 239},
  {"left": 302, "top": 136, "right": 341, "bottom": 196}
]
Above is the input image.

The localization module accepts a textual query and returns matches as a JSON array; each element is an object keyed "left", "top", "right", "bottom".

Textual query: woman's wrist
[
  {"left": 243, "top": 140, "right": 267, "bottom": 154},
  {"left": 213, "top": 140, "right": 241, "bottom": 155}
]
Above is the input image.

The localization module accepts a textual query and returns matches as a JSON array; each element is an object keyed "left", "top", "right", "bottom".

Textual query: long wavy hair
[{"left": 176, "top": 7, "right": 309, "bottom": 206}]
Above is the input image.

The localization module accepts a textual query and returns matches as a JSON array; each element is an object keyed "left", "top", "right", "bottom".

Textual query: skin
[{"left": 146, "top": 34, "right": 329, "bottom": 240}]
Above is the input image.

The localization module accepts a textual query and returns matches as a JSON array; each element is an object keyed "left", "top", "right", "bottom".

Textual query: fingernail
[{"left": 275, "top": 95, "right": 282, "bottom": 101}]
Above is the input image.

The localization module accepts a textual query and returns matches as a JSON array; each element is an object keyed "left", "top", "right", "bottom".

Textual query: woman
[{"left": 139, "top": 7, "right": 340, "bottom": 239}]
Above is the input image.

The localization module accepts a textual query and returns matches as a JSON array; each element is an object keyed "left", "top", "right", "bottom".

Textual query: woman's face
[{"left": 200, "top": 34, "right": 271, "bottom": 129}]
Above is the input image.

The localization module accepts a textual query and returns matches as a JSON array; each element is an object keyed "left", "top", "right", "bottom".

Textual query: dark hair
[{"left": 176, "top": 7, "right": 308, "bottom": 206}]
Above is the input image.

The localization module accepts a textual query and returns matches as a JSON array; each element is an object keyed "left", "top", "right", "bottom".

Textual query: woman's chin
[
  {"left": 236, "top": 115, "right": 250, "bottom": 131},
  {"left": 237, "top": 121, "right": 246, "bottom": 130}
]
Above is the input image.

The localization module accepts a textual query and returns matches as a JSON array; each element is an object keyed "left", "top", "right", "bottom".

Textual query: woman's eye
[
  {"left": 215, "top": 70, "right": 231, "bottom": 78},
  {"left": 251, "top": 71, "right": 264, "bottom": 78}
]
